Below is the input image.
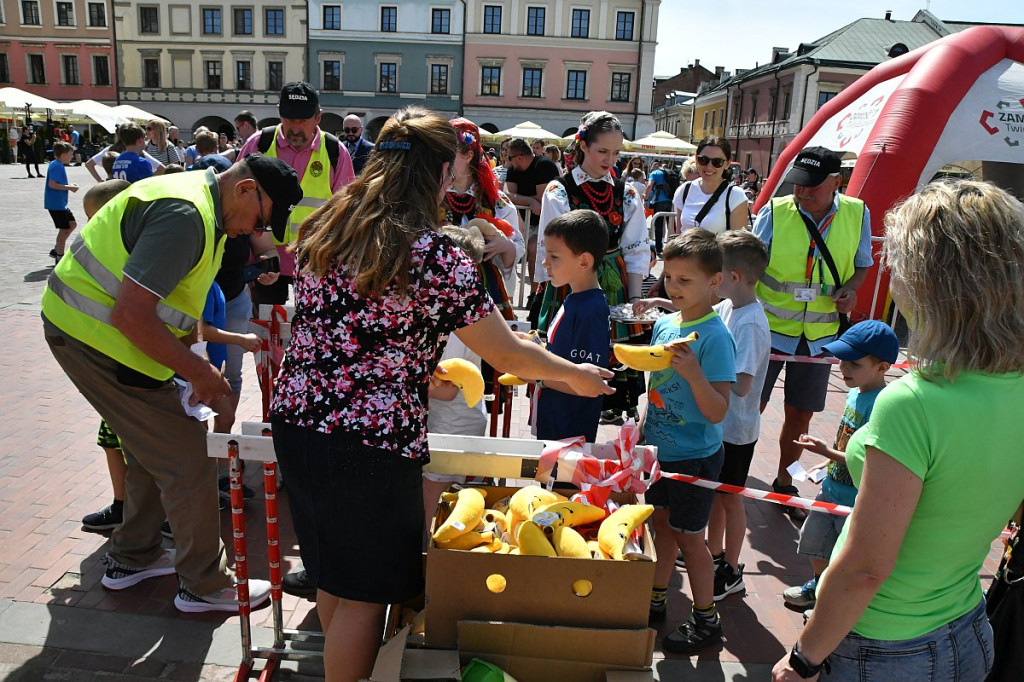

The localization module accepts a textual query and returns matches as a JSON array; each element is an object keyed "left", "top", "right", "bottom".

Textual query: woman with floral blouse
[{"left": 269, "top": 106, "right": 613, "bottom": 682}]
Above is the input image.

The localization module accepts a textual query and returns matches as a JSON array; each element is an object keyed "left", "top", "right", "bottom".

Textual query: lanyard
[{"left": 805, "top": 213, "right": 836, "bottom": 282}]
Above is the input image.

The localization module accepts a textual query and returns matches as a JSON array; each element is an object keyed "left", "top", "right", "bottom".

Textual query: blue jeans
[{"left": 823, "top": 599, "right": 993, "bottom": 681}]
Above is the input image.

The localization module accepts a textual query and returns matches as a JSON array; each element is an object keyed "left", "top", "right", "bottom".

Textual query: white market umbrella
[
  {"left": 627, "top": 130, "right": 696, "bottom": 154},
  {"left": 61, "top": 99, "right": 130, "bottom": 133},
  {"left": 489, "top": 121, "right": 560, "bottom": 141},
  {"left": 111, "top": 104, "right": 169, "bottom": 124},
  {"left": 0, "top": 87, "right": 70, "bottom": 120}
]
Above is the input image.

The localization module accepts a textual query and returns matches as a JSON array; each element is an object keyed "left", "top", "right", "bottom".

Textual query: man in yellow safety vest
[
  {"left": 42, "top": 155, "right": 303, "bottom": 612},
  {"left": 753, "top": 147, "right": 873, "bottom": 522}
]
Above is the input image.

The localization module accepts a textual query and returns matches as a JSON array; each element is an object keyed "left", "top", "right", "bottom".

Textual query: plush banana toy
[
  {"left": 437, "top": 530, "right": 494, "bottom": 551},
  {"left": 548, "top": 525, "right": 591, "bottom": 558},
  {"left": 598, "top": 504, "right": 654, "bottom": 560},
  {"left": 435, "top": 358, "right": 485, "bottom": 408},
  {"left": 432, "top": 488, "right": 486, "bottom": 543},
  {"left": 497, "top": 373, "right": 528, "bottom": 386},
  {"left": 507, "top": 486, "right": 567, "bottom": 532},
  {"left": 532, "top": 501, "right": 606, "bottom": 528},
  {"left": 613, "top": 332, "right": 699, "bottom": 372},
  {"left": 516, "top": 521, "right": 557, "bottom": 557}
]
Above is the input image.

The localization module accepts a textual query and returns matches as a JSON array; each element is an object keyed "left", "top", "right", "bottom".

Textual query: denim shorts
[
  {"left": 796, "top": 490, "right": 848, "bottom": 560},
  {"left": 823, "top": 599, "right": 993, "bottom": 681},
  {"left": 644, "top": 447, "right": 724, "bottom": 533}
]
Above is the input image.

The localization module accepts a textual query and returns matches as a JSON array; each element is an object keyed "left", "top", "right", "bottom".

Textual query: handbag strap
[{"left": 694, "top": 180, "right": 729, "bottom": 226}]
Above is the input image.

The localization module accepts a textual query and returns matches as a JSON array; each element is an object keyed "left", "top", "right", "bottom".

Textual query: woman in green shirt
[{"left": 773, "top": 180, "right": 1024, "bottom": 681}]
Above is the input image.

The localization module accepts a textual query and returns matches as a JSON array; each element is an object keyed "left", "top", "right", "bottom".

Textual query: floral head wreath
[
  {"left": 574, "top": 124, "right": 589, "bottom": 142},
  {"left": 459, "top": 131, "right": 476, "bottom": 147}
]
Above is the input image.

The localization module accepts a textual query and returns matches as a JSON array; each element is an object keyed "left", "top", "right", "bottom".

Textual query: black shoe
[
  {"left": 282, "top": 569, "right": 317, "bottom": 598},
  {"left": 160, "top": 520, "right": 173, "bottom": 539},
  {"left": 772, "top": 478, "right": 808, "bottom": 523},
  {"left": 218, "top": 474, "right": 255, "bottom": 501},
  {"left": 82, "top": 503, "right": 123, "bottom": 531},
  {"left": 676, "top": 550, "right": 724, "bottom": 570},
  {"left": 49, "top": 248, "right": 60, "bottom": 259},
  {"left": 600, "top": 409, "right": 624, "bottom": 425},
  {"left": 662, "top": 615, "right": 723, "bottom": 654},
  {"left": 713, "top": 562, "right": 745, "bottom": 601}
]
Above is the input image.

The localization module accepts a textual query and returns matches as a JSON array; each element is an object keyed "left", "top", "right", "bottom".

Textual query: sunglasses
[
  {"left": 253, "top": 185, "right": 270, "bottom": 232},
  {"left": 696, "top": 155, "right": 727, "bottom": 168},
  {"left": 343, "top": 127, "right": 360, "bottom": 133}
]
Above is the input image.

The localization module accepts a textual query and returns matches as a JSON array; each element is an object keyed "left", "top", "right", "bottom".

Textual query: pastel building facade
[{"left": 308, "top": 0, "right": 464, "bottom": 138}]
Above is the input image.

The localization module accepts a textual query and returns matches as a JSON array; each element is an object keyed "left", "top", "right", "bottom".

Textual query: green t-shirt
[{"left": 831, "top": 370, "right": 1024, "bottom": 640}]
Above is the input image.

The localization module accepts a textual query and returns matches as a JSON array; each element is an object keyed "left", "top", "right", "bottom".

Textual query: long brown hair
[{"left": 295, "top": 106, "right": 457, "bottom": 296}]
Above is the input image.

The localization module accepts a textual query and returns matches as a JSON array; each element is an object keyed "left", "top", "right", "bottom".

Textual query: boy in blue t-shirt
[
  {"left": 534, "top": 209, "right": 610, "bottom": 442},
  {"left": 643, "top": 229, "right": 736, "bottom": 654},
  {"left": 110, "top": 122, "right": 154, "bottom": 184},
  {"left": 782, "top": 320, "right": 898, "bottom": 612},
  {"left": 44, "top": 141, "right": 79, "bottom": 261}
]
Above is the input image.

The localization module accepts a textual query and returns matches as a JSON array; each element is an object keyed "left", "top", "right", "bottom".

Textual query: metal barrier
[{"left": 648, "top": 211, "right": 676, "bottom": 244}]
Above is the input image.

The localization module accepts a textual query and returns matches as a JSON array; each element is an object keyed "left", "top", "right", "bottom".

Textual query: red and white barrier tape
[
  {"left": 770, "top": 353, "right": 913, "bottom": 370},
  {"left": 658, "top": 471, "right": 851, "bottom": 516}
]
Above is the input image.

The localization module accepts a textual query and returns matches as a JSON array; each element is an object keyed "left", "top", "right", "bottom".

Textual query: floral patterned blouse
[{"left": 270, "top": 230, "right": 495, "bottom": 461}]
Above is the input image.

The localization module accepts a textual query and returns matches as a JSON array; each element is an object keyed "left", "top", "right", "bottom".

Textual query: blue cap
[{"left": 824, "top": 320, "right": 899, "bottom": 364}]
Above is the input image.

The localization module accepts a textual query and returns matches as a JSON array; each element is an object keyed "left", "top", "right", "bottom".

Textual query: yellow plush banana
[
  {"left": 598, "top": 504, "right": 654, "bottom": 560},
  {"left": 432, "top": 488, "right": 486, "bottom": 543},
  {"left": 498, "top": 373, "right": 528, "bottom": 386},
  {"left": 587, "top": 540, "right": 611, "bottom": 560},
  {"left": 613, "top": 332, "right": 699, "bottom": 372},
  {"left": 436, "top": 529, "right": 494, "bottom": 551},
  {"left": 435, "top": 358, "right": 485, "bottom": 408},
  {"left": 550, "top": 526, "right": 591, "bottom": 558},
  {"left": 469, "top": 537, "right": 505, "bottom": 553},
  {"left": 517, "top": 521, "right": 557, "bottom": 556},
  {"left": 482, "top": 509, "right": 508, "bottom": 534},
  {"left": 507, "top": 486, "right": 566, "bottom": 529},
  {"left": 533, "top": 501, "right": 607, "bottom": 528}
]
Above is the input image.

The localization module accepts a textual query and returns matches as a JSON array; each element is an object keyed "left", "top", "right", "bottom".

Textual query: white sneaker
[
  {"left": 101, "top": 549, "right": 177, "bottom": 590},
  {"left": 174, "top": 578, "right": 272, "bottom": 613}
]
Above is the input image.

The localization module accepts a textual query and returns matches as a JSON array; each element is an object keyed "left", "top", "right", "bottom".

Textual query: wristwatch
[{"left": 789, "top": 642, "right": 829, "bottom": 678}]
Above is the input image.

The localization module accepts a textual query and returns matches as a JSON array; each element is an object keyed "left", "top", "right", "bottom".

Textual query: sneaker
[
  {"left": 174, "top": 578, "right": 271, "bottom": 613},
  {"left": 599, "top": 409, "right": 624, "bottom": 425},
  {"left": 649, "top": 599, "right": 667, "bottom": 623},
  {"left": 713, "top": 562, "right": 745, "bottom": 601},
  {"left": 218, "top": 475, "right": 256, "bottom": 501},
  {"left": 675, "top": 550, "right": 724, "bottom": 570},
  {"left": 772, "top": 478, "right": 808, "bottom": 523},
  {"left": 101, "top": 549, "right": 177, "bottom": 590},
  {"left": 625, "top": 409, "right": 640, "bottom": 424},
  {"left": 783, "top": 576, "right": 818, "bottom": 609},
  {"left": 281, "top": 568, "right": 317, "bottom": 598},
  {"left": 49, "top": 248, "right": 60, "bottom": 260},
  {"left": 160, "top": 520, "right": 173, "bottom": 539},
  {"left": 803, "top": 608, "right": 814, "bottom": 624},
  {"left": 82, "top": 504, "right": 123, "bottom": 531},
  {"left": 662, "top": 615, "right": 723, "bottom": 654}
]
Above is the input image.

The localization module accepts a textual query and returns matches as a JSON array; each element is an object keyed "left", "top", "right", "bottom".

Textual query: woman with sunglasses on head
[
  {"left": 536, "top": 110, "right": 650, "bottom": 425},
  {"left": 674, "top": 136, "right": 749, "bottom": 234},
  {"left": 269, "top": 106, "right": 613, "bottom": 682},
  {"left": 145, "top": 119, "right": 184, "bottom": 167}
]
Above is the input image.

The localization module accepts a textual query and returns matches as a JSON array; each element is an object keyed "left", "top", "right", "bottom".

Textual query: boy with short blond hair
[{"left": 644, "top": 228, "right": 736, "bottom": 653}]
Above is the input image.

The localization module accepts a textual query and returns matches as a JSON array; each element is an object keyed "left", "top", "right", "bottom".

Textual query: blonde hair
[
  {"left": 883, "top": 180, "right": 1024, "bottom": 380},
  {"left": 147, "top": 119, "right": 168, "bottom": 152},
  {"left": 296, "top": 106, "right": 457, "bottom": 296}
]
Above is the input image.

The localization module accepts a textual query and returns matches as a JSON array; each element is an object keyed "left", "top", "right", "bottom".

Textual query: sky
[{"left": 653, "top": 1, "right": 1023, "bottom": 79}]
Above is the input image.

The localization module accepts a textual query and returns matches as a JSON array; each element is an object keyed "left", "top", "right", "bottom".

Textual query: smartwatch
[{"left": 789, "top": 643, "right": 829, "bottom": 679}]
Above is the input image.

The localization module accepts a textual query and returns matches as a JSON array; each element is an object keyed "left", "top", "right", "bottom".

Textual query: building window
[
  {"left": 28, "top": 54, "right": 45, "bottom": 83},
  {"left": 236, "top": 61, "right": 252, "bottom": 89},
  {"left": 233, "top": 8, "right": 252, "bottom": 35},
  {"left": 265, "top": 8, "right": 283, "bottom": 35},
  {"left": 521, "top": 67, "right": 541, "bottom": 98},
  {"left": 431, "top": 8, "right": 450, "bottom": 34},
  {"left": 768, "top": 90, "right": 778, "bottom": 120},
  {"left": 87, "top": 2, "right": 105, "bottom": 26},
  {"left": 379, "top": 62, "right": 396, "bottom": 92},
  {"left": 610, "top": 72, "right": 630, "bottom": 102},
  {"left": 702, "top": 111, "right": 708, "bottom": 130},
  {"left": 140, "top": 6, "right": 158, "bottom": 33},
  {"left": 782, "top": 90, "right": 792, "bottom": 119},
  {"left": 323, "top": 60, "right": 340, "bottom": 90},
  {"left": 381, "top": 6, "right": 396, "bottom": 32},
  {"left": 482, "top": 5, "right": 500, "bottom": 33},
  {"left": 566, "top": 69, "right": 586, "bottom": 100},
  {"left": 615, "top": 11, "right": 634, "bottom": 40},
  {"left": 526, "top": 7, "right": 544, "bottom": 36},
  {"left": 817, "top": 90, "right": 838, "bottom": 110},
  {"left": 202, "top": 8, "right": 222, "bottom": 35},
  {"left": 22, "top": 0, "right": 41, "bottom": 25},
  {"left": 56, "top": 1, "right": 74, "bottom": 26},
  {"left": 571, "top": 9, "right": 589, "bottom": 38},
  {"left": 92, "top": 54, "right": 110, "bottom": 85},
  {"left": 323, "top": 5, "right": 340, "bottom": 30},
  {"left": 205, "top": 60, "right": 221, "bottom": 89},
  {"left": 719, "top": 107, "right": 725, "bottom": 129},
  {"left": 143, "top": 58, "right": 160, "bottom": 88},
  {"left": 749, "top": 94, "right": 758, "bottom": 123},
  {"left": 481, "top": 65, "right": 500, "bottom": 96},
  {"left": 710, "top": 109, "right": 716, "bottom": 129},
  {"left": 62, "top": 55, "right": 79, "bottom": 84},
  {"left": 430, "top": 63, "right": 448, "bottom": 95},
  {"left": 267, "top": 60, "right": 283, "bottom": 90},
  {"left": 0, "top": 55, "right": 10, "bottom": 83}
]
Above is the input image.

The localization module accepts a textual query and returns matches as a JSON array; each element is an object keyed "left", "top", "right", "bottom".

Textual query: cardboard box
[
  {"left": 458, "top": 621, "right": 655, "bottom": 682},
  {"left": 425, "top": 486, "right": 656, "bottom": 648},
  {"left": 366, "top": 625, "right": 461, "bottom": 682}
]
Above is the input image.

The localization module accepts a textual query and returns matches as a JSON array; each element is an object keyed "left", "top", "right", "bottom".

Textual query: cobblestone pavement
[{"left": 0, "top": 163, "right": 1005, "bottom": 680}]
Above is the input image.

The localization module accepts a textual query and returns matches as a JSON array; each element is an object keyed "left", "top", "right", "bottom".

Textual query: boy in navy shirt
[
  {"left": 535, "top": 209, "right": 611, "bottom": 442},
  {"left": 44, "top": 141, "right": 79, "bottom": 261},
  {"left": 110, "top": 123, "right": 154, "bottom": 184},
  {"left": 643, "top": 229, "right": 736, "bottom": 653}
]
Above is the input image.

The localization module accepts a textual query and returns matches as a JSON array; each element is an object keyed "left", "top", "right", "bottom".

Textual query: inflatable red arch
[{"left": 755, "top": 25, "right": 1024, "bottom": 321}]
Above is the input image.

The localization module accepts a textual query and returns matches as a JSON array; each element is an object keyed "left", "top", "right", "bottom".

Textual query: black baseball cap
[
  {"left": 278, "top": 81, "right": 319, "bottom": 120},
  {"left": 244, "top": 153, "right": 303, "bottom": 242},
  {"left": 784, "top": 146, "right": 841, "bottom": 187}
]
